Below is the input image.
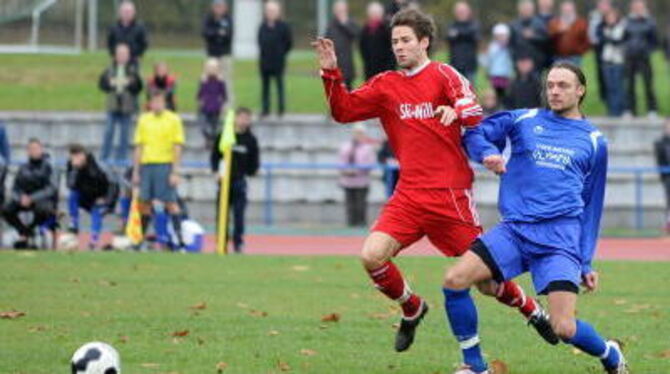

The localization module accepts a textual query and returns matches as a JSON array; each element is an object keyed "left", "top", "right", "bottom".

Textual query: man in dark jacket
[
  {"left": 510, "top": 0, "right": 551, "bottom": 74},
  {"left": 67, "top": 144, "right": 120, "bottom": 250},
  {"left": 3, "top": 139, "right": 58, "bottom": 249},
  {"left": 258, "top": 0, "right": 292, "bottom": 117},
  {"left": 655, "top": 119, "right": 670, "bottom": 234},
  {"left": 0, "top": 122, "right": 10, "bottom": 208},
  {"left": 107, "top": 1, "right": 148, "bottom": 63},
  {"left": 211, "top": 107, "right": 260, "bottom": 253},
  {"left": 505, "top": 55, "right": 542, "bottom": 109},
  {"left": 444, "top": 1, "right": 480, "bottom": 82},
  {"left": 360, "top": 2, "right": 395, "bottom": 80},
  {"left": 624, "top": 0, "right": 658, "bottom": 117},
  {"left": 326, "top": 1, "right": 359, "bottom": 89},
  {"left": 99, "top": 43, "right": 143, "bottom": 164}
]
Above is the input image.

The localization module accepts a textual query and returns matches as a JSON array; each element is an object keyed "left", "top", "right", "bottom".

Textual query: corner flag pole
[{"left": 216, "top": 110, "right": 236, "bottom": 255}]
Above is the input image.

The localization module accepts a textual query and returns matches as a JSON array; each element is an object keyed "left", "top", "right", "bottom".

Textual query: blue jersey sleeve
[
  {"left": 463, "top": 110, "right": 518, "bottom": 163},
  {"left": 579, "top": 134, "right": 608, "bottom": 275}
]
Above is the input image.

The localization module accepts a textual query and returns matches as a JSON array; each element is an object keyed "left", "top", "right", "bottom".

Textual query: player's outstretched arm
[
  {"left": 579, "top": 134, "right": 608, "bottom": 292},
  {"left": 313, "top": 37, "right": 383, "bottom": 123},
  {"left": 463, "top": 111, "right": 515, "bottom": 165}
]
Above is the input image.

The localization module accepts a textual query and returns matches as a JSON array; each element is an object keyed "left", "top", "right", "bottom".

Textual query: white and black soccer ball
[{"left": 70, "top": 342, "right": 120, "bottom": 374}]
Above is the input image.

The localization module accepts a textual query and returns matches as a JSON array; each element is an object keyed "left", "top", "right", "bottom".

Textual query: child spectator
[
  {"left": 485, "top": 23, "right": 514, "bottom": 105},
  {"left": 197, "top": 58, "right": 228, "bottom": 149},
  {"left": 146, "top": 61, "right": 177, "bottom": 111}
]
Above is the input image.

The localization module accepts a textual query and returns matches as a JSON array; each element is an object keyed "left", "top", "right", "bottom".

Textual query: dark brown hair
[
  {"left": 390, "top": 8, "right": 436, "bottom": 51},
  {"left": 547, "top": 61, "right": 587, "bottom": 105},
  {"left": 68, "top": 143, "right": 87, "bottom": 155}
]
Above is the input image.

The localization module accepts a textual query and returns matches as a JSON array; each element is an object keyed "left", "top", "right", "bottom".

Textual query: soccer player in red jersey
[{"left": 314, "top": 8, "right": 557, "bottom": 374}]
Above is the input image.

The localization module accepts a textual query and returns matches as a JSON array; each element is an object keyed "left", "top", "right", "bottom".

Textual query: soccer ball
[
  {"left": 57, "top": 232, "right": 80, "bottom": 250},
  {"left": 70, "top": 342, "right": 120, "bottom": 374}
]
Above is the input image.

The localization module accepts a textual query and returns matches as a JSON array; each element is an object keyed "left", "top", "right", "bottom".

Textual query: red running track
[{"left": 204, "top": 235, "right": 670, "bottom": 261}]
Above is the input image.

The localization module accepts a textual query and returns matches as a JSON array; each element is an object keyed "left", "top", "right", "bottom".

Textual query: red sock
[
  {"left": 496, "top": 281, "right": 538, "bottom": 318},
  {"left": 367, "top": 261, "right": 421, "bottom": 318}
]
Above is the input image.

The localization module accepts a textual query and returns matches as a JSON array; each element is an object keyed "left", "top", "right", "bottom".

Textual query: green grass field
[
  {"left": 1, "top": 251, "right": 668, "bottom": 373},
  {"left": 1, "top": 50, "right": 669, "bottom": 116}
]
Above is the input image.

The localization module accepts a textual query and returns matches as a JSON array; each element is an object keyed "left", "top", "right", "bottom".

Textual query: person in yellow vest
[{"left": 132, "top": 91, "right": 185, "bottom": 250}]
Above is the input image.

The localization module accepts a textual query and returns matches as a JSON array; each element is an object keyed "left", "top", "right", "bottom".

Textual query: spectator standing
[
  {"left": 443, "top": 1, "right": 480, "bottom": 82},
  {"left": 99, "top": 43, "right": 143, "bottom": 164},
  {"left": 338, "top": 124, "right": 375, "bottom": 227},
  {"left": 385, "top": 0, "right": 414, "bottom": 19},
  {"left": 485, "top": 23, "right": 514, "bottom": 104},
  {"left": 510, "top": 0, "right": 550, "bottom": 73},
  {"left": 537, "top": 0, "right": 555, "bottom": 25},
  {"left": 377, "top": 138, "right": 399, "bottom": 198},
  {"left": 210, "top": 107, "right": 260, "bottom": 253},
  {"left": 360, "top": 2, "right": 395, "bottom": 80},
  {"left": 202, "top": 0, "right": 234, "bottom": 105},
  {"left": 0, "top": 122, "right": 10, "bottom": 211},
  {"left": 66, "top": 144, "right": 120, "bottom": 250},
  {"left": 655, "top": 119, "right": 670, "bottom": 234},
  {"left": 599, "top": 8, "right": 627, "bottom": 116},
  {"left": 258, "top": 0, "right": 292, "bottom": 118},
  {"left": 107, "top": 1, "right": 148, "bottom": 64},
  {"left": 624, "top": 0, "right": 658, "bottom": 118},
  {"left": 198, "top": 59, "right": 228, "bottom": 149},
  {"left": 589, "top": 0, "right": 613, "bottom": 103},
  {"left": 548, "top": 1, "right": 590, "bottom": 66},
  {"left": 3, "top": 139, "right": 57, "bottom": 249},
  {"left": 146, "top": 62, "right": 177, "bottom": 112},
  {"left": 326, "top": 1, "right": 359, "bottom": 90},
  {"left": 132, "top": 92, "right": 186, "bottom": 251},
  {"left": 505, "top": 55, "right": 542, "bottom": 109}
]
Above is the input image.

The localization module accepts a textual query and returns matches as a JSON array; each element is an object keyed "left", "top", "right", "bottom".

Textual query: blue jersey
[{"left": 464, "top": 108, "right": 608, "bottom": 274}]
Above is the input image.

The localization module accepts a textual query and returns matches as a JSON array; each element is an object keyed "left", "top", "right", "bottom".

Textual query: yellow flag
[
  {"left": 219, "top": 109, "right": 237, "bottom": 153},
  {"left": 125, "top": 195, "right": 143, "bottom": 245}
]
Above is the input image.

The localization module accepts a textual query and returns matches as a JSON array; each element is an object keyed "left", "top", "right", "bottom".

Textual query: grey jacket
[{"left": 624, "top": 15, "right": 657, "bottom": 58}]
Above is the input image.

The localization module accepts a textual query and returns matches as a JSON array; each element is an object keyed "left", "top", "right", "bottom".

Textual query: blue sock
[
  {"left": 443, "top": 288, "right": 487, "bottom": 373},
  {"left": 90, "top": 206, "right": 104, "bottom": 245},
  {"left": 566, "top": 319, "right": 619, "bottom": 368},
  {"left": 68, "top": 191, "right": 80, "bottom": 230},
  {"left": 119, "top": 196, "right": 131, "bottom": 221}
]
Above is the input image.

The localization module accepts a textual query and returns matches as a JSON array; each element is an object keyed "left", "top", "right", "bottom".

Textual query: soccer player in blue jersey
[{"left": 443, "top": 61, "right": 628, "bottom": 373}]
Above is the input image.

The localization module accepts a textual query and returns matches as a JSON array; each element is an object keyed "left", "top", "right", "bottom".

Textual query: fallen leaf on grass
[
  {"left": 291, "top": 265, "right": 310, "bottom": 272},
  {"left": 249, "top": 309, "right": 268, "bottom": 317},
  {"left": 321, "top": 313, "right": 340, "bottom": 322},
  {"left": 277, "top": 361, "right": 291, "bottom": 371},
  {"left": 391, "top": 323, "right": 400, "bottom": 329},
  {"left": 369, "top": 312, "right": 395, "bottom": 320},
  {"left": 236, "top": 302, "right": 249, "bottom": 309},
  {"left": 572, "top": 348, "right": 583, "bottom": 355},
  {"left": 117, "top": 335, "right": 129, "bottom": 344},
  {"left": 300, "top": 349, "right": 317, "bottom": 356},
  {"left": 171, "top": 330, "right": 190, "bottom": 337},
  {"left": 99, "top": 280, "right": 117, "bottom": 287},
  {"left": 141, "top": 363, "right": 160, "bottom": 368},
  {"left": 268, "top": 330, "right": 280, "bottom": 336},
  {"left": 613, "top": 299, "right": 627, "bottom": 305},
  {"left": 190, "top": 302, "right": 207, "bottom": 310},
  {"left": 656, "top": 350, "right": 670, "bottom": 359},
  {"left": 197, "top": 337, "right": 206, "bottom": 345},
  {"left": 216, "top": 362, "right": 228, "bottom": 372},
  {"left": 28, "top": 325, "right": 47, "bottom": 332},
  {"left": 490, "top": 360, "right": 509, "bottom": 374},
  {"left": 624, "top": 304, "right": 652, "bottom": 314},
  {"left": 0, "top": 310, "right": 26, "bottom": 319},
  {"left": 70, "top": 278, "right": 81, "bottom": 283}
]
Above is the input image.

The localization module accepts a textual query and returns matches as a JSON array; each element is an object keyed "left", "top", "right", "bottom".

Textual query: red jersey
[{"left": 321, "top": 61, "right": 483, "bottom": 190}]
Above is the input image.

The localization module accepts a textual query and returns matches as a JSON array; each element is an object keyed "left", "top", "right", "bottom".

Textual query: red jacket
[
  {"left": 321, "top": 61, "right": 482, "bottom": 190},
  {"left": 548, "top": 17, "right": 591, "bottom": 57}
]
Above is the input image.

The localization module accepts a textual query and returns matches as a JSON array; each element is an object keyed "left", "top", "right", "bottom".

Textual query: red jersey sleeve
[
  {"left": 437, "top": 64, "right": 483, "bottom": 128},
  {"left": 321, "top": 68, "right": 385, "bottom": 123}
]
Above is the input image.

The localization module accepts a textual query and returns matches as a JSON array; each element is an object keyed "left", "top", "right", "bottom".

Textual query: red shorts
[{"left": 371, "top": 188, "right": 482, "bottom": 257}]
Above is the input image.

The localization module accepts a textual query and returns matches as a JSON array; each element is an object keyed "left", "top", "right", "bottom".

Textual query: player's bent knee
[
  {"left": 360, "top": 235, "right": 397, "bottom": 270},
  {"left": 443, "top": 267, "right": 473, "bottom": 290},
  {"left": 550, "top": 315, "right": 577, "bottom": 340}
]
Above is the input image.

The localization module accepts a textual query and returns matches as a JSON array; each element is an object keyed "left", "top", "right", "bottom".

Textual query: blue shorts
[
  {"left": 139, "top": 163, "right": 177, "bottom": 203},
  {"left": 477, "top": 217, "right": 582, "bottom": 295}
]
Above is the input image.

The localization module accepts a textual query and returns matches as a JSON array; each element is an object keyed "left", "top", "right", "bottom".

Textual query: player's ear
[{"left": 419, "top": 36, "right": 430, "bottom": 50}]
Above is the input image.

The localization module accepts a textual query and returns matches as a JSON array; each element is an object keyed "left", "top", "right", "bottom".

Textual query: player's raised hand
[
  {"left": 581, "top": 271, "right": 599, "bottom": 293},
  {"left": 311, "top": 37, "right": 338, "bottom": 70},
  {"left": 434, "top": 106, "right": 458, "bottom": 126},
  {"left": 483, "top": 155, "right": 506, "bottom": 175}
]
